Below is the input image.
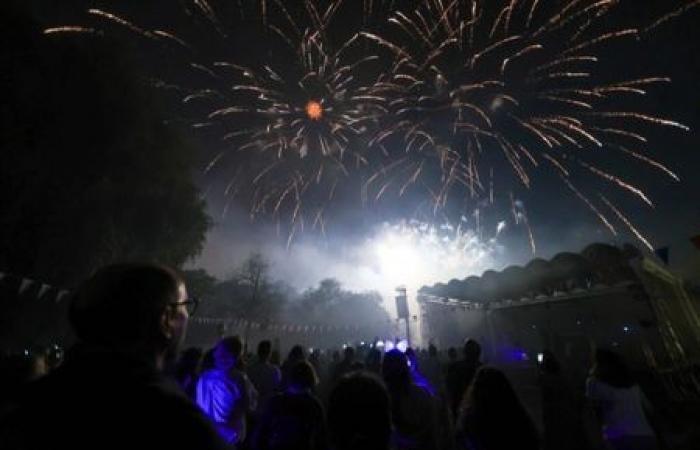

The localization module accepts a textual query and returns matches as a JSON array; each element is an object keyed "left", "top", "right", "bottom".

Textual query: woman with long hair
[
  {"left": 382, "top": 349, "right": 438, "bottom": 450},
  {"left": 456, "top": 366, "right": 540, "bottom": 450}
]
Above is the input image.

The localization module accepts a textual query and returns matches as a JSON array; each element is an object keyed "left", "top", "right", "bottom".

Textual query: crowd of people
[{"left": 0, "top": 263, "right": 662, "bottom": 450}]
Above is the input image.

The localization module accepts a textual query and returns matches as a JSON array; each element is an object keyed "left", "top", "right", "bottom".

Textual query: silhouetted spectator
[
  {"left": 383, "top": 349, "right": 438, "bottom": 450},
  {"left": 539, "top": 350, "right": 588, "bottom": 450},
  {"left": 328, "top": 372, "right": 392, "bottom": 450},
  {"left": 447, "top": 347, "right": 458, "bottom": 363},
  {"left": 332, "top": 347, "right": 356, "bottom": 382},
  {"left": 253, "top": 360, "right": 328, "bottom": 450},
  {"left": 456, "top": 366, "right": 540, "bottom": 450},
  {"left": 422, "top": 345, "right": 444, "bottom": 394},
  {"left": 405, "top": 347, "right": 435, "bottom": 395},
  {"left": 446, "top": 339, "right": 482, "bottom": 420},
  {"left": 0, "top": 263, "right": 224, "bottom": 450},
  {"left": 331, "top": 350, "right": 340, "bottom": 367},
  {"left": 365, "top": 348, "right": 383, "bottom": 374},
  {"left": 248, "top": 340, "right": 282, "bottom": 415},
  {"left": 281, "top": 345, "right": 306, "bottom": 389},
  {"left": 175, "top": 347, "right": 203, "bottom": 400},
  {"left": 309, "top": 349, "right": 322, "bottom": 375},
  {"left": 197, "top": 336, "right": 259, "bottom": 446},
  {"left": 271, "top": 338, "right": 281, "bottom": 365},
  {"left": 586, "top": 349, "right": 658, "bottom": 450}
]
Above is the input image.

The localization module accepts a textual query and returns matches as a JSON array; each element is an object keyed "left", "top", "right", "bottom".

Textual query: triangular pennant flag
[
  {"left": 56, "top": 290, "right": 70, "bottom": 303},
  {"left": 38, "top": 284, "right": 52, "bottom": 299},
  {"left": 654, "top": 247, "right": 669, "bottom": 265},
  {"left": 19, "top": 279, "right": 34, "bottom": 295},
  {"left": 691, "top": 235, "right": 700, "bottom": 250}
]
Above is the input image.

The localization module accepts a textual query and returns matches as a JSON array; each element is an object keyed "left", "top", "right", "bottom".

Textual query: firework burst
[
  {"left": 48, "top": 1, "right": 388, "bottom": 243},
  {"left": 360, "top": 0, "right": 692, "bottom": 251},
  {"left": 199, "top": 26, "right": 384, "bottom": 242}
]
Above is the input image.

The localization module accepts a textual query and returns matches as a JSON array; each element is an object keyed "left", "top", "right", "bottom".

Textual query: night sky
[{"left": 21, "top": 0, "right": 700, "bottom": 291}]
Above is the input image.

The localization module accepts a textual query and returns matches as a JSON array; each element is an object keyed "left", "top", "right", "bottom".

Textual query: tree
[
  {"left": 300, "top": 278, "right": 342, "bottom": 312},
  {"left": 237, "top": 252, "right": 270, "bottom": 307},
  {"left": 294, "top": 278, "right": 391, "bottom": 334},
  {"left": 202, "top": 253, "right": 289, "bottom": 321},
  {"left": 0, "top": 3, "right": 210, "bottom": 286}
]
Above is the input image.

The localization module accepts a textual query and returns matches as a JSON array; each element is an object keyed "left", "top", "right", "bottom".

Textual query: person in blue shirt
[{"left": 197, "top": 336, "right": 258, "bottom": 447}]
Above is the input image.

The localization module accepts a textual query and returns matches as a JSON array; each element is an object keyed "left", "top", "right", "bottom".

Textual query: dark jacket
[{"left": 0, "top": 344, "right": 225, "bottom": 450}]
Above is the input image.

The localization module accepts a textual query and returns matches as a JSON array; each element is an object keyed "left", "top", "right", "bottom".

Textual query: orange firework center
[{"left": 305, "top": 100, "right": 323, "bottom": 120}]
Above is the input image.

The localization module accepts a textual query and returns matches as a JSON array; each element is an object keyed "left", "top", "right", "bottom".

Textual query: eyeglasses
[{"left": 170, "top": 297, "right": 199, "bottom": 316}]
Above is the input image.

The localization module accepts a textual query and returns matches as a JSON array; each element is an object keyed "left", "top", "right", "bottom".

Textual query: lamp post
[{"left": 395, "top": 286, "right": 410, "bottom": 345}]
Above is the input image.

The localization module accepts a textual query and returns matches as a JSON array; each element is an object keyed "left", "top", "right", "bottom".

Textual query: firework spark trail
[
  {"left": 560, "top": 28, "right": 638, "bottom": 56},
  {"left": 87, "top": 9, "right": 153, "bottom": 38},
  {"left": 591, "top": 127, "right": 647, "bottom": 143},
  {"left": 510, "top": 192, "right": 537, "bottom": 255},
  {"left": 530, "top": 56, "right": 598, "bottom": 75},
  {"left": 578, "top": 160, "right": 654, "bottom": 207},
  {"left": 599, "top": 195, "right": 654, "bottom": 252},
  {"left": 561, "top": 176, "right": 616, "bottom": 235},
  {"left": 612, "top": 145, "right": 679, "bottom": 182},
  {"left": 501, "top": 44, "right": 542, "bottom": 74},
  {"left": 43, "top": 26, "right": 101, "bottom": 35},
  {"left": 588, "top": 112, "right": 689, "bottom": 131},
  {"left": 542, "top": 153, "right": 569, "bottom": 176},
  {"left": 644, "top": 0, "right": 700, "bottom": 33}
]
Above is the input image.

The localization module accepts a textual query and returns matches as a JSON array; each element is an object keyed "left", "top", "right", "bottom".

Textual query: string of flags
[
  {"left": 0, "top": 271, "right": 71, "bottom": 303},
  {"left": 190, "top": 316, "right": 362, "bottom": 335},
  {"left": 0, "top": 271, "right": 363, "bottom": 336}
]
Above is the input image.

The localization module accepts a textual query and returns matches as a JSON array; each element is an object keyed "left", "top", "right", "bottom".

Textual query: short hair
[
  {"left": 214, "top": 336, "right": 243, "bottom": 367},
  {"left": 343, "top": 346, "right": 355, "bottom": 359},
  {"left": 381, "top": 349, "right": 410, "bottom": 388},
  {"left": 288, "top": 360, "right": 318, "bottom": 389},
  {"left": 428, "top": 344, "right": 438, "bottom": 356},
  {"left": 257, "top": 340, "right": 272, "bottom": 359},
  {"left": 287, "top": 345, "right": 305, "bottom": 361},
  {"left": 69, "top": 263, "right": 183, "bottom": 350},
  {"left": 463, "top": 338, "right": 482, "bottom": 360}
]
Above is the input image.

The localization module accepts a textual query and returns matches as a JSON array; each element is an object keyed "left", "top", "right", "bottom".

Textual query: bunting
[
  {"left": 37, "top": 284, "right": 52, "bottom": 299},
  {"left": 18, "top": 279, "right": 34, "bottom": 295},
  {"left": 1, "top": 272, "right": 382, "bottom": 338}
]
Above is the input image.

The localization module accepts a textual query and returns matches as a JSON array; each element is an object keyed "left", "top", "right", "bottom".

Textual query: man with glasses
[{"left": 0, "top": 263, "right": 225, "bottom": 450}]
